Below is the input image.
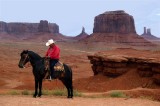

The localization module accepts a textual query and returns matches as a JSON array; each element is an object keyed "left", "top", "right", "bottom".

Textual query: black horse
[{"left": 18, "top": 50, "right": 73, "bottom": 98}]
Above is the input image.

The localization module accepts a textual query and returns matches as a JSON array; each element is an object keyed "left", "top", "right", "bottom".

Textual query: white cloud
[{"left": 156, "top": 13, "right": 160, "bottom": 16}]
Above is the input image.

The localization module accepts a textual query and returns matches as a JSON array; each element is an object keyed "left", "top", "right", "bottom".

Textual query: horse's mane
[
  {"left": 28, "top": 51, "right": 42, "bottom": 60},
  {"left": 21, "top": 50, "right": 42, "bottom": 60}
]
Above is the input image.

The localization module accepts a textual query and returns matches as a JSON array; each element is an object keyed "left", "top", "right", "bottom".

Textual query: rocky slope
[{"left": 88, "top": 48, "right": 160, "bottom": 85}]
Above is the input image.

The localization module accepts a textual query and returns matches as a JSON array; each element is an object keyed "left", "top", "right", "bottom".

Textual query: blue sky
[{"left": 0, "top": 0, "right": 160, "bottom": 37}]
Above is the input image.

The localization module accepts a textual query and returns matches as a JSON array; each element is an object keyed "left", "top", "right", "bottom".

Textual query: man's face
[{"left": 49, "top": 43, "right": 54, "bottom": 47}]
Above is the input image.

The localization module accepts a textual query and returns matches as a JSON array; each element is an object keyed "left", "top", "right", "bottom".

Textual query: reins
[
  {"left": 22, "top": 54, "right": 29, "bottom": 67},
  {"left": 22, "top": 53, "right": 44, "bottom": 67}
]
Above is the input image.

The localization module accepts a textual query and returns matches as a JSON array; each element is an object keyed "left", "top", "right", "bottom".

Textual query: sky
[{"left": 0, "top": 0, "right": 160, "bottom": 37}]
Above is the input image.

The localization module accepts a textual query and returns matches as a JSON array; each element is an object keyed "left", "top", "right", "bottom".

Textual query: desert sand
[{"left": 0, "top": 39, "right": 160, "bottom": 105}]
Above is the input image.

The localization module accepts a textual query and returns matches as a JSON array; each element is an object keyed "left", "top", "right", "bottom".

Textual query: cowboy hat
[{"left": 46, "top": 39, "right": 56, "bottom": 46}]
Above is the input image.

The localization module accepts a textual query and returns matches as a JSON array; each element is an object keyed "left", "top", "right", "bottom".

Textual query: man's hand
[{"left": 45, "top": 56, "right": 50, "bottom": 59}]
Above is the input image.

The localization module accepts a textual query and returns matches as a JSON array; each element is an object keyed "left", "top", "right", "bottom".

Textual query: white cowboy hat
[{"left": 46, "top": 39, "right": 56, "bottom": 46}]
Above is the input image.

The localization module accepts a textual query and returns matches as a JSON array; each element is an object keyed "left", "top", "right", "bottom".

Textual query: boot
[{"left": 48, "top": 76, "right": 52, "bottom": 81}]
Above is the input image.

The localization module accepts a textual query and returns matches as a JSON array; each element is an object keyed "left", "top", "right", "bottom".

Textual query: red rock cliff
[
  {"left": 93, "top": 10, "right": 136, "bottom": 34},
  {"left": 0, "top": 20, "right": 59, "bottom": 34},
  {"left": 82, "top": 10, "right": 154, "bottom": 46},
  {"left": 88, "top": 48, "right": 160, "bottom": 85}
]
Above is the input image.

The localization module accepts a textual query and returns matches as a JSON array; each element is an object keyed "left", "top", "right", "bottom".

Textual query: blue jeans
[{"left": 50, "top": 59, "right": 59, "bottom": 78}]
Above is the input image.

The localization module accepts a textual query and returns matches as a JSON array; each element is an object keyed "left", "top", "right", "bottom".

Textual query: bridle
[{"left": 22, "top": 54, "right": 29, "bottom": 67}]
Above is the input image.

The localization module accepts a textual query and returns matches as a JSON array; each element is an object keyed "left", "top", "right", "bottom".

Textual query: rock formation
[
  {"left": 0, "top": 21, "right": 7, "bottom": 32},
  {"left": 49, "top": 23, "right": 59, "bottom": 33},
  {"left": 141, "top": 27, "right": 159, "bottom": 40},
  {"left": 74, "top": 27, "right": 89, "bottom": 40},
  {"left": 88, "top": 48, "right": 160, "bottom": 85},
  {"left": 38, "top": 20, "right": 50, "bottom": 32},
  {"left": 82, "top": 10, "right": 154, "bottom": 46},
  {"left": 7, "top": 23, "right": 38, "bottom": 33},
  {"left": 93, "top": 10, "right": 136, "bottom": 34},
  {"left": 0, "top": 20, "right": 59, "bottom": 34}
]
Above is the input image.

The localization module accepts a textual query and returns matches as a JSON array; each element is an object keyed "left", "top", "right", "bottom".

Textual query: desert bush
[
  {"left": 42, "top": 89, "right": 82, "bottom": 97},
  {"left": 22, "top": 90, "right": 30, "bottom": 95},
  {"left": 51, "top": 89, "right": 67, "bottom": 96},
  {"left": 109, "top": 91, "right": 127, "bottom": 98},
  {"left": 42, "top": 89, "right": 51, "bottom": 95},
  {"left": 73, "top": 89, "right": 83, "bottom": 97},
  {"left": 8, "top": 90, "right": 20, "bottom": 95},
  {"left": 140, "top": 96, "right": 154, "bottom": 100}
]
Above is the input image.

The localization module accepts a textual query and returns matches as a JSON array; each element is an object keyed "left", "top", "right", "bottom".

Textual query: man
[{"left": 45, "top": 39, "right": 60, "bottom": 80}]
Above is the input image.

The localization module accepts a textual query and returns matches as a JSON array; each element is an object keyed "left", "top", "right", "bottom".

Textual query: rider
[{"left": 45, "top": 39, "right": 60, "bottom": 80}]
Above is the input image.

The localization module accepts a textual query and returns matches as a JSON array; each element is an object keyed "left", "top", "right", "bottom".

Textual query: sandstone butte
[{"left": 82, "top": 10, "right": 155, "bottom": 46}]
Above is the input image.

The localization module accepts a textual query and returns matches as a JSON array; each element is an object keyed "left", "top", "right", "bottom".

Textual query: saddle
[
  {"left": 53, "top": 61, "right": 65, "bottom": 78},
  {"left": 54, "top": 61, "right": 65, "bottom": 72},
  {"left": 44, "top": 57, "right": 65, "bottom": 79}
]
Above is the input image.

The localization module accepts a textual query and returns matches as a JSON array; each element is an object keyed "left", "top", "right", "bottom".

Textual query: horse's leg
[
  {"left": 67, "top": 66, "right": 73, "bottom": 98},
  {"left": 33, "top": 79, "right": 38, "bottom": 98},
  {"left": 61, "top": 79, "right": 71, "bottom": 98},
  {"left": 69, "top": 79, "right": 73, "bottom": 98},
  {"left": 66, "top": 78, "right": 73, "bottom": 98},
  {"left": 38, "top": 79, "right": 43, "bottom": 97}
]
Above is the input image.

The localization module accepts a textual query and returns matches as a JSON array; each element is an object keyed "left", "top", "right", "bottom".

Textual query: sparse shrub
[
  {"left": 43, "top": 89, "right": 82, "bottom": 97},
  {"left": 140, "top": 96, "right": 154, "bottom": 100},
  {"left": 42, "top": 89, "right": 51, "bottom": 95},
  {"left": 8, "top": 90, "right": 20, "bottom": 95},
  {"left": 52, "top": 89, "right": 67, "bottom": 96},
  {"left": 6, "top": 89, "right": 82, "bottom": 97},
  {"left": 73, "top": 90, "right": 83, "bottom": 97},
  {"left": 109, "top": 91, "right": 127, "bottom": 98},
  {"left": 22, "top": 90, "right": 30, "bottom": 95}
]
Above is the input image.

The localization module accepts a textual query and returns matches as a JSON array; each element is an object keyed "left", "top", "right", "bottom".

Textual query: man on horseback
[{"left": 45, "top": 39, "right": 60, "bottom": 80}]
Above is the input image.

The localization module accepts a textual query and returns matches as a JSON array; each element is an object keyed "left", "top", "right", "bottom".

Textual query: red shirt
[{"left": 45, "top": 45, "right": 60, "bottom": 59}]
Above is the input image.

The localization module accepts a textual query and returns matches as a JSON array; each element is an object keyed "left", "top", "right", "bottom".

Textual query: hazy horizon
[{"left": 0, "top": 0, "right": 160, "bottom": 37}]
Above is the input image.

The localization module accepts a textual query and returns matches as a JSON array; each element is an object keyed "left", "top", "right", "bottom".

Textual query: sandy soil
[
  {"left": 0, "top": 95, "right": 160, "bottom": 106},
  {"left": 0, "top": 40, "right": 160, "bottom": 105}
]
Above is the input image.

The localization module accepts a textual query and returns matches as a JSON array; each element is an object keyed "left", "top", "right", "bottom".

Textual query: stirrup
[{"left": 48, "top": 76, "right": 52, "bottom": 81}]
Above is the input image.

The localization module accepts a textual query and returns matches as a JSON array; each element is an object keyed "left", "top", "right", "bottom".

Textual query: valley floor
[{"left": 0, "top": 95, "right": 160, "bottom": 106}]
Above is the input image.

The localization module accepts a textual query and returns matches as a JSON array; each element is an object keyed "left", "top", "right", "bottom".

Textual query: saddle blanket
[{"left": 54, "top": 61, "right": 64, "bottom": 72}]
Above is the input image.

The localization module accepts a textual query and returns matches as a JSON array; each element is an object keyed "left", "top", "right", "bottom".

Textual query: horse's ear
[{"left": 22, "top": 50, "right": 28, "bottom": 53}]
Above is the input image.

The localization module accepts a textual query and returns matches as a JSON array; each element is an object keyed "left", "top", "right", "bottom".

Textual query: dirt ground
[
  {"left": 0, "top": 95, "right": 160, "bottom": 106},
  {"left": 0, "top": 40, "right": 160, "bottom": 105}
]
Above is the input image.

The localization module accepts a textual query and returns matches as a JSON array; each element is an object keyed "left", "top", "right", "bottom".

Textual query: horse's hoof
[
  {"left": 67, "top": 96, "right": 73, "bottom": 99},
  {"left": 33, "top": 95, "right": 37, "bottom": 98},
  {"left": 38, "top": 95, "right": 41, "bottom": 98}
]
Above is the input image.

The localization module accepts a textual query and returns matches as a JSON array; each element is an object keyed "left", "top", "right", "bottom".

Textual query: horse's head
[{"left": 18, "top": 50, "right": 30, "bottom": 68}]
